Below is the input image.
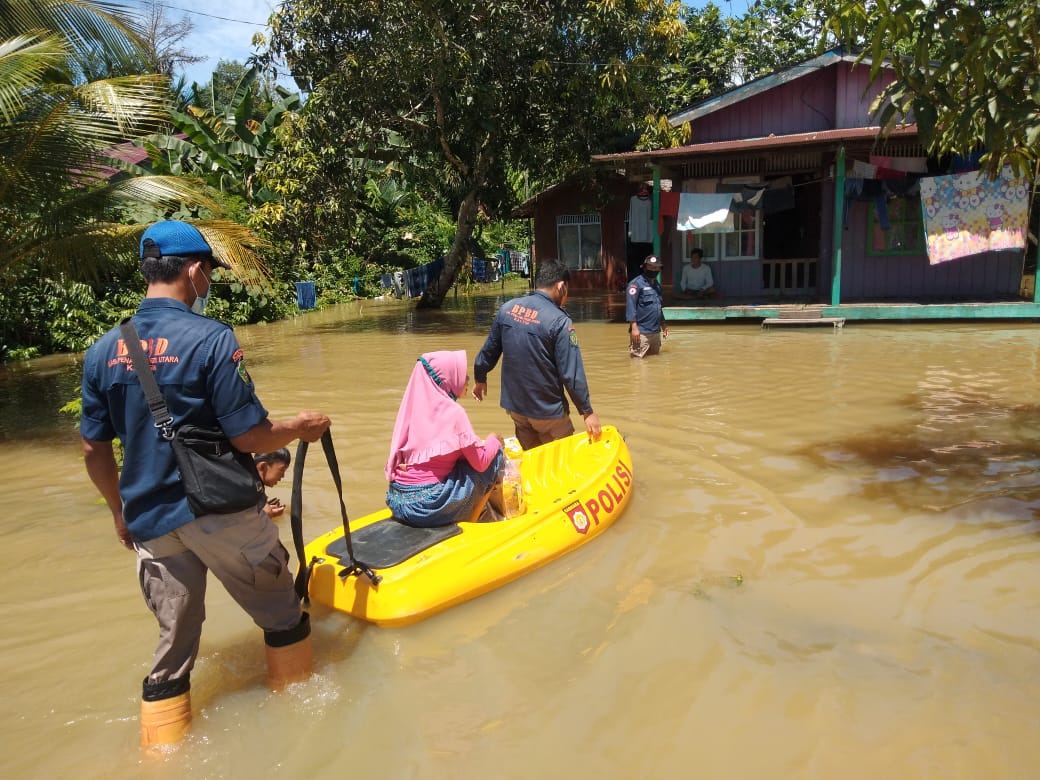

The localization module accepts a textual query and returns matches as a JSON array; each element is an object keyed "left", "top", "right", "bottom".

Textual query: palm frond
[
  {"left": 0, "top": 33, "right": 68, "bottom": 123},
  {"left": 2, "top": 1, "right": 148, "bottom": 70},
  {"left": 108, "top": 174, "right": 223, "bottom": 213},
  {"left": 195, "top": 220, "right": 271, "bottom": 286},
  {"left": 68, "top": 74, "right": 172, "bottom": 140},
  {"left": 0, "top": 73, "right": 172, "bottom": 203}
]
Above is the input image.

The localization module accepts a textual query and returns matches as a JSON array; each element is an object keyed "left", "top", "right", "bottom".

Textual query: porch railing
[{"left": 762, "top": 258, "right": 817, "bottom": 295}]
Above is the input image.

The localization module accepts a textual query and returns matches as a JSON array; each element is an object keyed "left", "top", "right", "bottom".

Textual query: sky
[{"left": 123, "top": 0, "right": 281, "bottom": 88}]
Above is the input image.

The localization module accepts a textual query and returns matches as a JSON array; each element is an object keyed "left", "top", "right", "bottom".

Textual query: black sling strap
[
  {"left": 290, "top": 430, "right": 381, "bottom": 604},
  {"left": 119, "top": 318, "right": 175, "bottom": 440}
]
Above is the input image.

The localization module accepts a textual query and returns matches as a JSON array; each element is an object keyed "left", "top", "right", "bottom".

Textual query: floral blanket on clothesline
[{"left": 919, "top": 167, "right": 1029, "bottom": 265}]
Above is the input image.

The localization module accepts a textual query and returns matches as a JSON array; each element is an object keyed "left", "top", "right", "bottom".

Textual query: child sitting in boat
[{"left": 385, "top": 350, "right": 505, "bottom": 527}]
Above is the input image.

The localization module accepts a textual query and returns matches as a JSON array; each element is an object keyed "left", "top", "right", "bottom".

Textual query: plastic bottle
[
  {"left": 503, "top": 436, "right": 523, "bottom": 459},
  {"left": 502, "top": 456, "right": 526, "bottom": 518}
]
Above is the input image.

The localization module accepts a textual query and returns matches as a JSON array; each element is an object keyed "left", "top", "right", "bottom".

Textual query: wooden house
[{"left": 515, "top": 49, "right": 1038, "bottom": 322}]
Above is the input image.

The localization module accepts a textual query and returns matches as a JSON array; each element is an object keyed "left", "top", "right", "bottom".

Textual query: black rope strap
[{"left": 290, "top": 430, "right": 381, "bottom": 605}]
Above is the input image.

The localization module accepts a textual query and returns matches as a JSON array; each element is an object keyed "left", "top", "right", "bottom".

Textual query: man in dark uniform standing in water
[
  {"left": 80, "top": 220, "right": 331, "bottom": 748},
  {"left": 473, "top": 258, "right": 601, "bottom": 449},
  {"left": 626, "top": 254, "right": 668, "bottom": 358}
]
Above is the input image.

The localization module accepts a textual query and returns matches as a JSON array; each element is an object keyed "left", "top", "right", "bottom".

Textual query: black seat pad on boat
[{"left": 325, "top": 519, "right": 462, "bottom": 569}]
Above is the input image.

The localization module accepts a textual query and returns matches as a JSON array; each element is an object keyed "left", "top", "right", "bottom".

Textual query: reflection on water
[
  {"left": 0, "top": 353, "right": 84, "bottom": 441},
  {"left": 3, "top": 289, "right": 1040, "bottom": 778}
]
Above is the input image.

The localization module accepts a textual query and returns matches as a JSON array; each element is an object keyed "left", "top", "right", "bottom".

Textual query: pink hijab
[{"left": 384, "top": 350, "right": 481, "bottom": 480}]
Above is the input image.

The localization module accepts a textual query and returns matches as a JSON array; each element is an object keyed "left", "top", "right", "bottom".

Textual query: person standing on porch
[{"left": 626, "top": 255, "right": 667, "bottom": 358}]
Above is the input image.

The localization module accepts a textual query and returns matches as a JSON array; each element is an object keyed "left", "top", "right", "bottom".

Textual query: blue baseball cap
[{"left": 139, "top": 220, "right": 230, "bottom": 268}]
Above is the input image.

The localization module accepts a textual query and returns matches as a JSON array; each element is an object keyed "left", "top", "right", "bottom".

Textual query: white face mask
[{"left": 189, "top": 262, "right": 210, "bottom": 314}]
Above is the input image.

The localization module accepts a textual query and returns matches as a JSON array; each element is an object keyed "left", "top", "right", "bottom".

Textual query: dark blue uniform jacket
[
  {"left": 80, "top": 298, "right": 267, "bottom": 541},
  {"left": 625, "top": 273, "right": 664, "bottom": 334},
  {"left": 474, "top": 290, "right": 593, "bottom": 420}
]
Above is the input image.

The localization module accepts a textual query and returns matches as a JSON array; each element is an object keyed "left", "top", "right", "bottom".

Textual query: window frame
[
  {"left": 680, "top": 211, "right": 760, "bottom": 262},
  {"left": 866, "top": 196, "right": 925, "bottom": 256},
  {"left": 556, "top": 214, "right": 603, "bottom": 270}
]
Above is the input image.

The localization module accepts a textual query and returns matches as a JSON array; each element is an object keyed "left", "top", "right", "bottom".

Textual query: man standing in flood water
[
  {"left": 626, "top": 254, "right": 668, "bottom": 358},
  {"left": 473, "top": 258, "right": 601, "bottom": 449},
  {"left": 80, "top": 220, "right": 330, "bottom": 748}
]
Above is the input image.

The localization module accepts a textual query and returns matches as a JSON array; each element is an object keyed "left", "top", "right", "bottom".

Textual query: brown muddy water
[{"left": 2, "top": 284, "right": 1040, "bottom": 779}]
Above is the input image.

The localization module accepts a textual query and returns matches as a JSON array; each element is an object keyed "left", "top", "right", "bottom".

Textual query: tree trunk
[{"left": 417, "top": 188, "right": 481, "bottom": 309}]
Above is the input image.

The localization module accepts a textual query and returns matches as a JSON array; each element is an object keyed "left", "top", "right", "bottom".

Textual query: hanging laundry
[
  {"left": 628, "top": 193, "right": 655, "bottom": 243},
  {"left": 657, "top": 191, "right": 680, "bottom": 234},
  {"left": 852, "top": 160, "right": 877, "bottom": 179},
  {"left": 676, "top": 193, "right": 734, "bottom": 232},
  {"left": 870, "top": 155, "right": 928, "bottom": 174},
  {"left": 423, "top": 256, "right": 444, "bottom": 288},
  {"left": 883, "top": 178, "right": 920, "bottom": 198},
  {"left": 872, "top": 164, "right": 906, "bottom": 180},
  {"left": 762, "top": 186, "right": 795, "bottom": 214},
  {"left": 730, "top": 187, "right": 766, "bottom": 212},
  {"left": 404, "top": 257, "right": 446, "bottom": 295},
  {"left": 919, "top": 167, "right": 1029, "bottom": 264},
  {"left": 844, "top": 179, "right": 890, "bottom": 230}
]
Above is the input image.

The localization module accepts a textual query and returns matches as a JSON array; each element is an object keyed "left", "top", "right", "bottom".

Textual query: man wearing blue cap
[{"left": 79, "top": 220, "right": 331, "bottom": 748}]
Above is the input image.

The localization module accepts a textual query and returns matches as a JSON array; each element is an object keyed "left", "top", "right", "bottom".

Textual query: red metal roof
[{"left": 591, "top": 124, "right": 919, "bottom": 165}]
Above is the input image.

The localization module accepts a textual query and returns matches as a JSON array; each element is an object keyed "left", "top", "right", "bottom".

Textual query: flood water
[{"left": 3, "top": 284, "right": 1040, "bottom": 778}]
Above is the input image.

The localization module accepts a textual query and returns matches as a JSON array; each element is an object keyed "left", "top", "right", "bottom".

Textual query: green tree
[
  {"left": 193, "top": 59, "right": 279, "bottom": 117},
  {"left": 826, "top": 0, "right": 1039, "bottom": 173},
  {"left": 251, "top": 109, "right": 400, "bottom": 274},
  {"left": 665, "top": 3, "right": 736, "bottom": 108},
  {"left": 266, "top": 0, "right": 684, "bottom": 308},
  {"left": 729, "top": 0, "right": 830, "bottom": 85}
]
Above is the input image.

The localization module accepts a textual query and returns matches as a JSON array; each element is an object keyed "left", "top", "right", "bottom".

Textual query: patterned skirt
[{"left": 387, "top": 450, "right": 503, "bottom": 527}]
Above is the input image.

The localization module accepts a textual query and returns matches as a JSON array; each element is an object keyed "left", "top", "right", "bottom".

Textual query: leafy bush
[
  {"left": 205, "top": 268, "right": 296, "bottom": 325},
  {"left": 0, "top": 264, "right": 141, "bottom": 361}
]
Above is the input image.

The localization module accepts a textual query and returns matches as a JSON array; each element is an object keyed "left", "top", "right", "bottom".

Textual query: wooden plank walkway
[{"left": 762, "top": 317, "right": 845, "bottom": 329}]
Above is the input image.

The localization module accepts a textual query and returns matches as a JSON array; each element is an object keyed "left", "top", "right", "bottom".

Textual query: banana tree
[{"left": 142, "top": 66, "right": 303, "bottom": 202}]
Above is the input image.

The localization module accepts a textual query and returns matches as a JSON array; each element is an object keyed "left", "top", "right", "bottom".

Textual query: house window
[
  {"left": 557, "top": 215, "right": 602, "bottom": 270},
  {"left": 681, "top": 211, "right": 760, "bottom": 261},
  {"left": 868, "top": 197, "right": 924, "bottom": 255}
]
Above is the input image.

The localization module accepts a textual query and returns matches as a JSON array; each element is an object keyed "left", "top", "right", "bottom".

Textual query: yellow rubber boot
[
  {"left": 266, "top": 634, "right": 313, "bottom": 691},
  {"left": 140, "top": 692, "right": 191, "bottom": 747}
]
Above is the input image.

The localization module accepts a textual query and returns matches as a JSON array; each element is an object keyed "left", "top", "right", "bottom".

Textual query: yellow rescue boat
[{"left": 295, "top": 425, "right": 633, "bottom": 627}]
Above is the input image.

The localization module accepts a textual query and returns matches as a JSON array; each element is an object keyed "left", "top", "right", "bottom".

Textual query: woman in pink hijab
[{"left": 385, "top": 350, "right": 504, "bottom": 526}]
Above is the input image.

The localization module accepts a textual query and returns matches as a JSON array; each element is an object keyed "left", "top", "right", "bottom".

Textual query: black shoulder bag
[{"left": 120, "top": 318, "right": 265, "bottom": 516}]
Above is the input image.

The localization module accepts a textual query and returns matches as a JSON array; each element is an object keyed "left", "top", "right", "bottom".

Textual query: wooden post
[
  {"left": 652, "top": 166, "right": 662, "bottom": 259},
  {"left": 830, "top": 146, "right": 846, "bottom": 307},
  {"left": 1031, "top": 161, "right": 1040, "bottom": 304}
]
